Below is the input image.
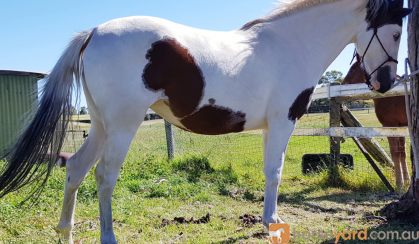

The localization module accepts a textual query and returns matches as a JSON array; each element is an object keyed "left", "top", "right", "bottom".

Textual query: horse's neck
[
  {"left": 253, "top": 0, "right": 367, "bottom": 83},
  {"left": 343, "top": 62, "right": 366, "bottom": 84}
]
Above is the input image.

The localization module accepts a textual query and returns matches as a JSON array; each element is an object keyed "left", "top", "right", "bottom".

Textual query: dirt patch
[
  {"left": 303, "top": 202, "right": 339, "bottom": 214},
  {"left": 252, "top": 231, "right": 268, "bottom": 239},
  {"left": 74, "top": 220, "right": 98, "bottom": 231},
  {"left": 161, "top": 213, "right": 210, "bottom": 227},
  {"left": 239, "top": 214, "right": 262, "bottom": 227}
]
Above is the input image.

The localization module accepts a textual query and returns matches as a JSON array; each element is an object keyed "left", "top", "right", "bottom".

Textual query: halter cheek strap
[{"left": 355, "top": 28, "right": 398, "bottom": 90}]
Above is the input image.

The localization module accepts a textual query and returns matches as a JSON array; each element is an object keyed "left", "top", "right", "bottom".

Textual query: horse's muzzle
[{"left": 375, "top": 66, "right": 394, "bottom": 93}]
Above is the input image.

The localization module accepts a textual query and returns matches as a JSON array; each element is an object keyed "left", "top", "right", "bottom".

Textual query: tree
[
  {"left": 70, "top": 106, "right": 78, "bottom": 115},
  {"left": 407, "top": 0, "right": 419, "bottom": 206},
  {"left": 318, "top": 70, "right": 343, "bottom": 85},
  {"left": 381, "top": 0, "right": 419, "bottom": 223},
  {"left": 79, "top": 106, "right": 88, "bottom": 115},
  {"left": 309, "top": 71, "right": 347, "bottom": 113}
]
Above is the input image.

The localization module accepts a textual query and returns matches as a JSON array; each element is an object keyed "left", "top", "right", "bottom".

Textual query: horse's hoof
[
  {"left": 263, "top": 215, "right": 284, "bottom": 228},
  {"left": 55, "top": 226, "right": 74, "bottom": 244}
]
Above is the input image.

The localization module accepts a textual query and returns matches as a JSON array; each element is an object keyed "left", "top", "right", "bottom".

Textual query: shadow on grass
[
  {"left": 278, "top": 186, "right": 398, "bottom": 217},
  {"left": 306, "top": 191, "right": 398, "bottom": 205}
]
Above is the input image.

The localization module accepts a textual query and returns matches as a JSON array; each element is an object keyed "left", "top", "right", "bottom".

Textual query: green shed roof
[{"left": 0, "top": 70, "right": 46, "bottom": 79}]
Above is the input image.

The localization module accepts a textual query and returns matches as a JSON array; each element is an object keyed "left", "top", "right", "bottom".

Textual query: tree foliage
[
  {"left": 318, "top": 70, "right": 343, "bottom": 85},
  {"left": 79, "top": 106, "right": 88, "bottom": 115}
]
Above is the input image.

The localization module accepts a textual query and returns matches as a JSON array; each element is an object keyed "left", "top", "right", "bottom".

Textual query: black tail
[{"left": 0, "top": 30, "right": 94, "bottom": 199}]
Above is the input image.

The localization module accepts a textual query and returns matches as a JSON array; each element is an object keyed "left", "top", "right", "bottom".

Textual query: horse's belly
[
  {"left": 150, "top": 100, "right": 250, "bottom": 135},
  {"left": 150, "top": 100, "right": 187, "bottom": 129}
]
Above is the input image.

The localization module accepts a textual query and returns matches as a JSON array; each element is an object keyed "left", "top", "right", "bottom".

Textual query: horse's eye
[{"left": 393, "top": 33, "right": 401, "bottom": 41}]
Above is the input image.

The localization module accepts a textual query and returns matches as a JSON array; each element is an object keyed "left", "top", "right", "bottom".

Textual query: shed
[{"left": 0, "top": 70, "right": 46, "bottom": 154}]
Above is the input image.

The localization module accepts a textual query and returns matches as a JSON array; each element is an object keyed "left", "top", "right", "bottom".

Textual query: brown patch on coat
[
  {"left": 180, "top": 105, "right": 246, "bottom": 135},
  {"left": 288, "top": 87, "right": 315, "bottom": 122},
  {"left": 143, "top": 38, "right": 246, "bottom": 135},
  {"left": 142, "top": 38, "right": 204, "bottom": 118}
]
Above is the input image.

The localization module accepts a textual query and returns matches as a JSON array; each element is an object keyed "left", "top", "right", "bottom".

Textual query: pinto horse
[
  {"left": 343, "top": 60, "right": 410, "bottom": 190},
  {"left": 0, "top": 0, "right": 411, "bottom": 243}
]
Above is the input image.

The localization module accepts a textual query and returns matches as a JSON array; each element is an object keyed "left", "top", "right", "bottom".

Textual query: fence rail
[
  {"left": 312, "top": 82, "right": 410, "bottom": 101},
  {"left": 293, "top": 127, "right": 409, "bottom": 137}
]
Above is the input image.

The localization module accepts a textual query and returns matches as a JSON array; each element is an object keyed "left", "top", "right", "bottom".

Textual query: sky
[{"left": 0, "top": 0, "right": 409, "bottom": 108}]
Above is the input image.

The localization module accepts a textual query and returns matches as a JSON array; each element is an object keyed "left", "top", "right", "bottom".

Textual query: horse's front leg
[{"left": 262, "top": 119, "right": 295, "bottom": 226}]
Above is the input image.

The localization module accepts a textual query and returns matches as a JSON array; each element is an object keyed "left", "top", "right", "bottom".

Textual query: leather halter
[{"left": 352, "top": 28, "right": 398, "bottom": 90}]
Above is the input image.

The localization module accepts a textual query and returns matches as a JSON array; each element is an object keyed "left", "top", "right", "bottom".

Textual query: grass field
[{"left": 0, "top": 110, "right": 417, "bottom": 243}]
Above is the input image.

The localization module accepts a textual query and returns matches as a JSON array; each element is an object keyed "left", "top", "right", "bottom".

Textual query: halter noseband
[{"left": 353, "top": 27, "right": 398, "bottom": 90}]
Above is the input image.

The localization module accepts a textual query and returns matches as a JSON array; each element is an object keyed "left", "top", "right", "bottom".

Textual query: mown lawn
[{"left": 0, "top": 110, "right": 417, "bottom": 243}]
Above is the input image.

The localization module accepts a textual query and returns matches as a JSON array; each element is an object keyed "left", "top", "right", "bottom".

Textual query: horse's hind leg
[
  {"left": 388, "top": 137, "right": 409, "bottom": 191},
  {"left": 398, "top": 137, "right": 410, "bottom": 185},
  {"left": 56, "top": 122, "right": 105, "bottom": 243},
  {"left": 94, "top": 112, "right": 145, "bottom": 244},
  {"left": 389, "top": 137, "right": 403, "bottom": 191}
]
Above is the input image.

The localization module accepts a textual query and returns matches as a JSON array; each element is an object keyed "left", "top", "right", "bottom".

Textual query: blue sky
[{"left": 0, "top": 0, "right": 409, "bottom": 107}]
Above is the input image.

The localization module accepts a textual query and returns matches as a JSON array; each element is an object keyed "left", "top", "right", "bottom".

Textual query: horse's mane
[
  {"left": 366, "top": 0, "right": 390, "bottom": 26},
  {"left": 241, "top": 0, "right": 386, "bottom": 31}
]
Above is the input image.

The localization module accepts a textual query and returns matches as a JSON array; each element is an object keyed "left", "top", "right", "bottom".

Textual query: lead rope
[{"left": 400, "top": 58, "right": 419, "bottom": 199}]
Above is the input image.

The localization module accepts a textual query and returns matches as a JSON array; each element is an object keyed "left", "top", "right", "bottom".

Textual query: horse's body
[
  {"left": 343, "top": 61, "right": 409, "bottom": 190},
  {"left": 0, "top": 0, "right": 410, "bottom": 243},
  {"left": 85, "top": 15, "right": 319, "bottom": 134}
]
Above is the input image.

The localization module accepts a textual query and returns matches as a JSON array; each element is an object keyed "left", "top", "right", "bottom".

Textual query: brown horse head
[{"left": 342, "top": 61, "right": 366, "bottom": 85}]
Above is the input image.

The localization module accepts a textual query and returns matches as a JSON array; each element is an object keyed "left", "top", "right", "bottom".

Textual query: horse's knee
[{"left": 264, "top": 168, "right": 281, "bottom": 186}]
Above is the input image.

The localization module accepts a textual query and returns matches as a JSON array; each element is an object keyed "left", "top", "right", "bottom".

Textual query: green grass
[{"left": 0, "top": 111, "right": 416, "bottom": 243}]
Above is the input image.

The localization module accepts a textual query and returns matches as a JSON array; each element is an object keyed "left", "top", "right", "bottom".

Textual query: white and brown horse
[{"left": 0, "top": 0, "right": 411, "bottom": 243}]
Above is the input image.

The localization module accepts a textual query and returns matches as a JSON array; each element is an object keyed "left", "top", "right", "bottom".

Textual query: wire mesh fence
[
  {"left": 62, "top": 103, "right": 410, "bottom": 192},
  {"left": 62, "top": 130, "right": 87, "bottom": 153}
]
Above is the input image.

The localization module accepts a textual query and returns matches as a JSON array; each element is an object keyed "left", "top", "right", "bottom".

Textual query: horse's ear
[
  {"left": 389, "top": 8, "right": 412, "bottom": 23},
  {"left": 397, "top": 8, "right": 413, "bottom": 18},
  {"left": 389, "top": 0, "right": 412, "bottom": 18},
  {"left": 391, "top": 0, "right": 404, "bottom": 9}
]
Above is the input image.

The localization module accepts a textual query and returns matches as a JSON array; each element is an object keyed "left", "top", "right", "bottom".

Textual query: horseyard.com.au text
[{"left": 268, "top": 224, "right": 419, "bottom": 243}]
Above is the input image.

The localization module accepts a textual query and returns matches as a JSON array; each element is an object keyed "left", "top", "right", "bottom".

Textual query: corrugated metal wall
[{"left": 0, "top": 72, "right": 43, "bottom": 154}]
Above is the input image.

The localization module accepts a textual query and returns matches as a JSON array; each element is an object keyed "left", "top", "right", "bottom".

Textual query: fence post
[
  {"left": 164, "top": 120, "right": 175, "bottom": 160},
  {"left": 329, "top": 97, "right": 341, "bottom": 185}
]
